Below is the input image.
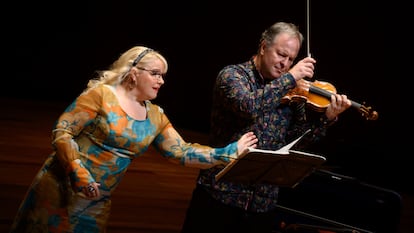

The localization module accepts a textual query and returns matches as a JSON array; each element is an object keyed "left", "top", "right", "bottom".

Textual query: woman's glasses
[{"left": 137, "top": 67, "right": 165, "bottom": 80}]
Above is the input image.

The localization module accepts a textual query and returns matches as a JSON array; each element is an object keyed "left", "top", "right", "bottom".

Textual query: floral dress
[{"left": 10, "top": 84, "right": 238, "bottom": 233}]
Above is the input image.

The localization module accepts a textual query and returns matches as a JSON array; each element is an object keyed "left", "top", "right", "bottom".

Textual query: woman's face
[{"left": 134, "top": 58, "right": 166, "bottom": 100}]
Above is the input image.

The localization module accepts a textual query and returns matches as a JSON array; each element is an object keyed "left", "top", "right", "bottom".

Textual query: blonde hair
[{"left": 86, "top": 46, "right": 168, "bottom": 91}]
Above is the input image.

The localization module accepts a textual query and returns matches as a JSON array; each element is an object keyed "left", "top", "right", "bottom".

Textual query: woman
[{"left": 9, "top": 46, "right": 258, "bottom": 233}]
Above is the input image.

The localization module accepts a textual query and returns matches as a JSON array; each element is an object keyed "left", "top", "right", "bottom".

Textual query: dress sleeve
[
  {"left": 51, "top": 87, "right": 102, "bottom": 192},
  {"left": 153, "top": 123, "right": 239, "bottom": 169}
]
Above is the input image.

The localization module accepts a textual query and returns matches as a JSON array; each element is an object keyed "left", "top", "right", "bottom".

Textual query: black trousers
[{"left": 180, "top": 184, "right": 281, "bottom": 233}]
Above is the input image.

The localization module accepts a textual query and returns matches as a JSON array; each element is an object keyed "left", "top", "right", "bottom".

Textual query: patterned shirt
[{"left": 197, "top": 57, "right": 334, "bottom": 213}]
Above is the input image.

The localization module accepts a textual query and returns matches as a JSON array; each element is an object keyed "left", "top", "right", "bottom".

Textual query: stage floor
[{"left": 0, "top": 98, "right": 412, "bottom": 233}]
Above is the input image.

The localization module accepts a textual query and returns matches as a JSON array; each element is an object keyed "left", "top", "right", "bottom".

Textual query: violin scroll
[{"left": 356, "top": 102, "right": 378, "bottom": 121}]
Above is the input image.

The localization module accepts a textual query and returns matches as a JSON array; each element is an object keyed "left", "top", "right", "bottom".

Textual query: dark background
[{"left": 3, "top": 1, "right": 408, "bottom": 194}]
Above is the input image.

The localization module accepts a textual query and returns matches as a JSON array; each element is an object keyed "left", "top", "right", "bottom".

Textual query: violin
[{"left": 282, "top": 80, "right": 378, "bottom": 121}]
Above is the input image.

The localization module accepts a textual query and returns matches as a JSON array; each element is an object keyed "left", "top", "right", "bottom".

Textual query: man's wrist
[{"left": 321, "top": 115, "right": 338, "bottom": 126}]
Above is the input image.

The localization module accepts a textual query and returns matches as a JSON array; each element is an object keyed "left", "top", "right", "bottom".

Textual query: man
[{"left": 181, "top": 22, "right": 352, "bottom": 233}]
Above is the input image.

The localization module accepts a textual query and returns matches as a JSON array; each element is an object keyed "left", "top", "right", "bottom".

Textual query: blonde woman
[{"left": 10, "top": 46, "right": 257, "bottom": 233}]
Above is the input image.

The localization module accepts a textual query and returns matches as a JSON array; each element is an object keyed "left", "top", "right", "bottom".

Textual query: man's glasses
[{"left": 137, "top": 67, "right": 166, "bottom": 80}]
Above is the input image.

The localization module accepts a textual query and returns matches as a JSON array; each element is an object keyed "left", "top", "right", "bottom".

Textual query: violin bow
[{"left": 305, "top": 0, "right": 378, "bottom": 121}]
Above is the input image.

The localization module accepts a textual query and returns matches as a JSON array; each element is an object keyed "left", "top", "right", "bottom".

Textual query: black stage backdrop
[{"left": 3, "top": 1, "right": 408, "bottom": 194}]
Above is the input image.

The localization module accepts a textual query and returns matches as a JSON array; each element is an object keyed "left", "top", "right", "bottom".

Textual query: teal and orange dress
[{"left": 10, "top": 84, "right": 239, "bottom": 233}]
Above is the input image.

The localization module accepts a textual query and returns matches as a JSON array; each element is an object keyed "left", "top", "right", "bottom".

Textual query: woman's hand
[
  {"left": 237, "top": 132, "right": 258, "bottom": 157},
  {"left": 82, "top": 182, "right": 101, "bottom": 200}
]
